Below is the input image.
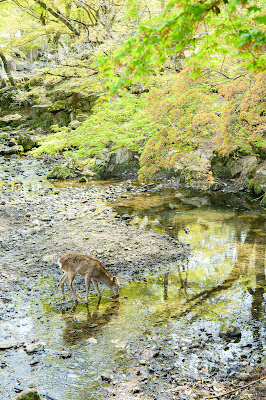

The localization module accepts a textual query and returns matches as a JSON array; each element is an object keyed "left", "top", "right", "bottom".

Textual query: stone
[
  {"left": 121, "top": 214, "right": 131, "bottom": 220},
  {"left": 16, "top": 133, "right": 38, "bottom": 151},
  {"left": 2, "top": 145, "right": 24, "bottom": 155},
  {"left": 47, "top": 164, "right": 71, "bottom": 180},
  {"left": 54, "top": 349, "right": 72, "bottom": 359},
  {"left": 86, "top": 337, "right": 98, "bottom": 344},
  {"left": 241, "top": 156, "right": 258, "bottom": 179},
  {"left": 0, "top": 338, "right": 19, "bottom": 349},
  {"left": 219, "top": 324, "right": 241, "bottom": 340},
  {"left": 251, "top": 161, "right": 266, "bottom": 194},
  {"left": 69, "top": 120, "right": 81, "bottom": 129},
  {"left": 42, "top": 254, "right": 56, "bottom": 263},
  {"left": 226, "top": 158, "right": 242, "bottom": 178},
  {"left": 0, "top": 113, "right": 22, "bottom": 125},
  {"left": 25, "top": 342, "right": 44, "bottom": 354},
  {"left": 11, "top": 388, "right": 42, "bottom": 400}
]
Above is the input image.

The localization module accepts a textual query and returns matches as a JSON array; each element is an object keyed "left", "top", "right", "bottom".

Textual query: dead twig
[{"left": 204, "top": 376, "right": 266, "bottom": 399}]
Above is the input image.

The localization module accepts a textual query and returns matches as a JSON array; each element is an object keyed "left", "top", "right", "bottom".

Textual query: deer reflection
[
  {"left": 163, "top": 263, "right": 188, "bottom": 300},
  {"left": 61, "top": 298, "right": 120, "bottom": 346}
]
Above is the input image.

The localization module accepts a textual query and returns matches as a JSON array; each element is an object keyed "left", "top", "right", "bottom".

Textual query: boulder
[
  {"left": 0, "top": 113, "right": 23, "bottom": 126},
  {"left": 226, "top": 158, "right": 242, "bottom": 178},
  {"left": 47, "top": 159, "right": 80, "bottom": 180},
  {"left": 1, "top": 145, "right": 24, "bottom": 155},
  {"left": 25, "top": 342, "right": 44, "bottom": 354},
  {"left": 11, "top": 388, "right": 41, "bottom": 400},
  {"left": 251, "top": 161, "right": 266, "bottom": 194},
  {"left": 219, "top": 324, "right": 241, "bottom": 340},
  {"left": 68, "top": 120, "right": 81, "bottom": 129},
  {"left": 0, "top": 338, "right": 19, "bottom": 349},
  {"left": 241, "top": 156, "right": 258, "bottom": 179},
  {"left": 16, "top": 133, "right": 38, "bottom": 151}
]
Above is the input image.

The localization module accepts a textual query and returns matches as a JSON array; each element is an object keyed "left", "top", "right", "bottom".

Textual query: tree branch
[{"left": 35, "top": 0, "right": 80, "bottom": 36}]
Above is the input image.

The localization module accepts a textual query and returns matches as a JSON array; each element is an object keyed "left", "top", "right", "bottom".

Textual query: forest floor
[{"left": 0, "top": 156, "right": 265, "bottom": 400}]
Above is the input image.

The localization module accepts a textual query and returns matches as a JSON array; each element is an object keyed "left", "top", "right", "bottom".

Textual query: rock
[
  {"left": 1, "top": 145, "right": 24, "bottom": 155},
  {"left": 68, "top": 120, "right": 81, "bottom": 129},
  {"left": 47, "top": 163, "right": 71, "bottom": 180},
  {"left": 16, "top": 133, "right": 38, "bottom": 151},
  {"left": 101, "top": 373, "right": 113, "bottom": 383},
  {"left": 8, "top": 138, "right": 18, "bottom": 146},
  {"left": 42, "top": 254, "right": 56, "bottom": 263},
  {"left": 0, "top": 361, "right": 7, "bottom": 368},
  {"left": 219, "top": 324, "right": 241, "bottom": 340},
  {"left": 250, "top": 161, "right": 266, "bottom": 195},
  {"left": 79, "top": 176, "right": 87, "bottom": 182},
  {"left": 121, "top": 214, "right": 131, "bottom": 220},
  {"left": 0, "top": 113, "right": 23, "bottom": 125},
  {"left": 31, "top": 219, "right": 40, "bottom": 227},
  {"left": 11, "top": 388, "right": 42, "bottom": 400},
  {"left": 47, "top": 159, "right": 81, "bottom": 180},
  {"left": 237, "top": 372, "right": 250, "bottom": 381},
  {"left": 54, "top": 349, "right": 72, "bottom": 359},
  {"left": 25, "top": 342, "right": 44, "bottom": 354},
  {"left": 241, "top": 156, "right": 258, "bottom": 179},
  {"left": 0, "top": 338, "right": 19, "bottom": 349},
  {"left": 86, "top": 337, "right": 98, "bottom": 344},
  {"left": 226, "top": 158, "right": 242, "bottom": 178},
  {"left": 47, "top": 99, "right": 68, "bottom": 112}
]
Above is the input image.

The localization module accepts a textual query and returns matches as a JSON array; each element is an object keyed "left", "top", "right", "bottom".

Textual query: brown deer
[{"left": 58, "top": 252, "right": 120, "bottom": 303}]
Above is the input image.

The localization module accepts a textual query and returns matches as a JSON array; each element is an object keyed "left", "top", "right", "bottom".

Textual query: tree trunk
[{"left": 0, "top": 50, "right": 16, "bottom": 87}]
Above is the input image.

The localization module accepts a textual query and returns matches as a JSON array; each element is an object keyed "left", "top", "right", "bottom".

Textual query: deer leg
[
  {"left": 92, "top": 279, "right": 102, "bottom": 298},
  {"left": 68, "top": 271, "right": 80, "bottom": 302},
  {"left": 85, "top": 274, "right": 92, "bottom": 304},
  {"left": 60, "top": 272, "right": 68, "bottom": 300}
]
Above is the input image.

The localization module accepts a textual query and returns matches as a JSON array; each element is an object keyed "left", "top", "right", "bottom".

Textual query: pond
[{"left": 0, "top": 168, "right": 265, "bottom": 399}]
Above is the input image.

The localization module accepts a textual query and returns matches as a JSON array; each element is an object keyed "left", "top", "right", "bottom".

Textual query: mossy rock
[
  {"left": 211, "top": 156, "right": 231, "bottom": 179},
  {"left": 11, "top": 388, "right": 42, "bottom": 400},
  {"left": 16, "top": 134, "right": 37, "bottom": 151},
  {"left": 226, "top": 158, "right": 242, "bottom": 178},
  {"left": 47, "top": 164, "right": 71, "bottom": 180},
  {"left": 47, "top": 159, "right": 80, "bottom": 180},
  {"left": 250, "top": 161, "right": 266, "bottom": 195},
  {"left": 47, "top": 100, "right": 68, "bottom": 112},
  {"left": 80, "top": 158, "right": 98, "bottom": 177}
]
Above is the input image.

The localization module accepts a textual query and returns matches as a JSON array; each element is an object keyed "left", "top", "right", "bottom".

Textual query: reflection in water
[
  {"left": 61, "top": 298, "right": 120, "bottom": 346},
  {"left": 113, "top": 188, "right": 266, "bottom": 343}
]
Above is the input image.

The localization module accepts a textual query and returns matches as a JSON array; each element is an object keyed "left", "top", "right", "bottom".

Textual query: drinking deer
[{"left": 58, "top": 252, "right": 120, "bottom": 303}]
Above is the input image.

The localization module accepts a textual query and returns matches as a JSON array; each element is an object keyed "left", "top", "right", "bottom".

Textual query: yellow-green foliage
[
  {"left": 33, "top": 67, "right": 265, "bottom": 184},
  {"left": 139, "top": 68, "right": 221, "bottom": 182},
  {"left": 139, "top": 68, "right": 266, "bottom": 182},
  {"left": 32, "top": 92, "right": 159, "bottom": 158},
  {"left": 216, "top": 72, "right": 266, "bottom": 155}
]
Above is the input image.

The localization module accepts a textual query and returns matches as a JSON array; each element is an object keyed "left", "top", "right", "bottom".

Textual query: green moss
[
  {"left": 47, "top": 164, "right": 71, "bottom": 180},
  {"left": 47, "top": 100, "right": 68, "bottom": 112}
]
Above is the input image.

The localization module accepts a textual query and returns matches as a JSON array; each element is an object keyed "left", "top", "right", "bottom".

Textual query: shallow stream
[{"left": 0, "top": 157, "right": 265, "bottom": 400}]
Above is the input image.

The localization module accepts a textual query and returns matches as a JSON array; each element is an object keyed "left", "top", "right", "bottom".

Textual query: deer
[{"left": 58, "top": 252, "right": 120, "bottom": 303}]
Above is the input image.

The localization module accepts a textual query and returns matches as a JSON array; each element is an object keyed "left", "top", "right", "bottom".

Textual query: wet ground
[{"left": 0, "top": 155, "right": 265, "bottom": 400}]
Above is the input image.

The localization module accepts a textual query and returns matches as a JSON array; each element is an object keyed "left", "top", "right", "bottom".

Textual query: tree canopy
[{"left": 97, "top": 0, "right": 266, "bottom": 94}]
